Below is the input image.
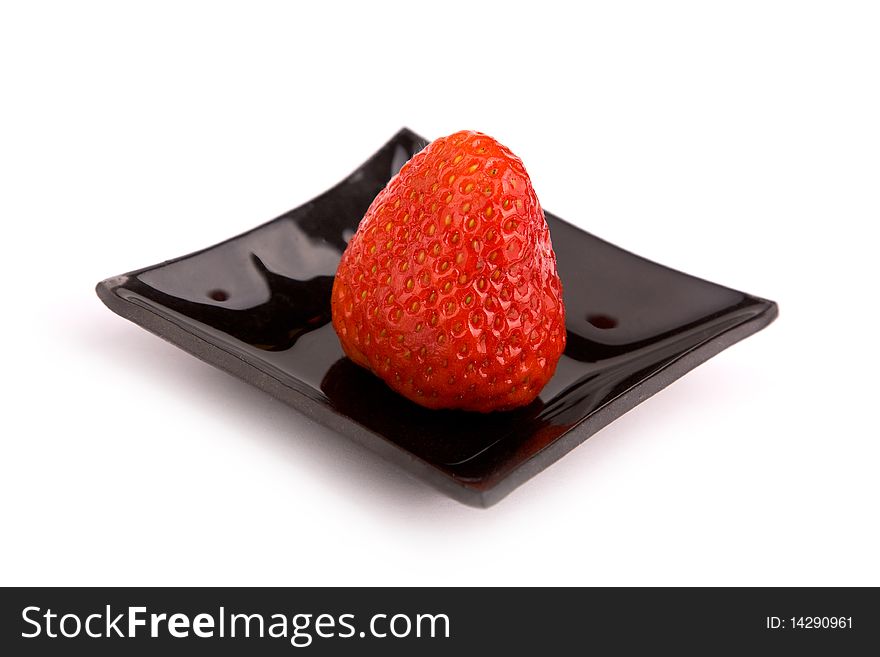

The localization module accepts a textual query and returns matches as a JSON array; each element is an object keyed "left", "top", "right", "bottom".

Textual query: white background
[{"left": 2, "top": 1, "right": 878, "bottom": 586}]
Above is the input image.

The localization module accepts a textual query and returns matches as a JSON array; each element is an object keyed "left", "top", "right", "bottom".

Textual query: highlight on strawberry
[{"left": 331, "top": 131, "right": 566, "bottom": 412}]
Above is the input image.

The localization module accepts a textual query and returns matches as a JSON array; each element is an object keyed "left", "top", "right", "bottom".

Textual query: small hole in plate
[
  {"left": 208, "top": 289, "right": 229, "bottom": 302},
  {"left": 587, "top": 313, "right": 617, "bottom": 329}
]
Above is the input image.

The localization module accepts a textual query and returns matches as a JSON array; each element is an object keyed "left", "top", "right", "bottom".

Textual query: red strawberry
[{"left": 331, "top": 130, "right": 565, "bottom": 412}]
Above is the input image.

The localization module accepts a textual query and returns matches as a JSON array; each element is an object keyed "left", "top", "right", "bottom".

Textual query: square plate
[{"left": 96, "top": 128, "right": 777, "bottom": 507}]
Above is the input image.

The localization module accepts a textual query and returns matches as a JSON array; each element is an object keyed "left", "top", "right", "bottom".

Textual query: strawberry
[{"left": 331, "top": 130, "right": 565, "bottom": 412}]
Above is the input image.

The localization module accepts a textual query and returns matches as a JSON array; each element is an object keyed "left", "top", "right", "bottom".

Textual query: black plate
[{"left": 96, "top": 128, "right": 777, "bottom": 507}]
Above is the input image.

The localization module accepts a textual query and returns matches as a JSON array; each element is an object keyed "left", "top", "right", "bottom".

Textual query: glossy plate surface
[{"left": 96, "top": 128, "right": 777, "bottom": 507}]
